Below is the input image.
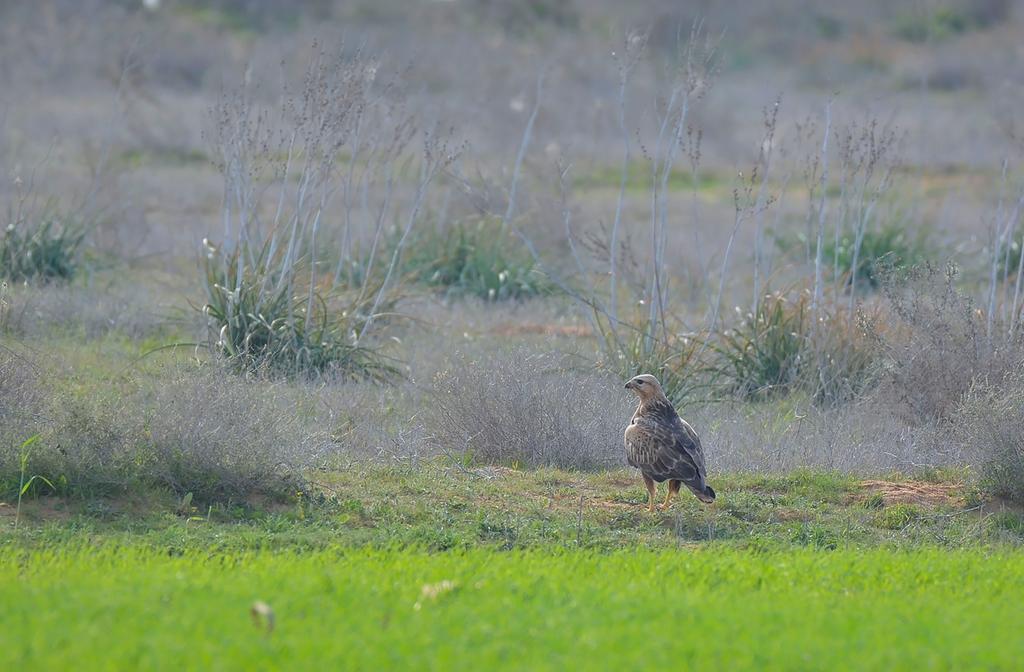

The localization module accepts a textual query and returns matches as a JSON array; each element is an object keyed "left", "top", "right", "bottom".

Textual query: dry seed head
[
  {"left": 250, "top": 601, "right": 275, "bottom": 633},
  {"left": 413, "top": 580, "right": 458, "bottom": 610}
]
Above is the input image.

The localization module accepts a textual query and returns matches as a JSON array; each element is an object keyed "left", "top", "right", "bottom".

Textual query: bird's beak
[{"left": 624, "top": 380, "right": 634, "bottom": 390}]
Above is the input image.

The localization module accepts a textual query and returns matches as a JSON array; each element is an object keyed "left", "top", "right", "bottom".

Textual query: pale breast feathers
[{"left": 624, "top": 413, "right": 679, "bottom": 465}]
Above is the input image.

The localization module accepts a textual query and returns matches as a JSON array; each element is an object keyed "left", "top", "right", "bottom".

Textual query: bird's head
[{"left": 624, "top": 374, "right": 664, "bottom": 401}]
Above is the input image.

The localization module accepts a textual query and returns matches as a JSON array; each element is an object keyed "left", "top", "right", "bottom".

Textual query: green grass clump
[
  {"left": 892, "top": 2, "right": 1007, "bottom": 43},
  {"left": 989, "top": 511, "right": 1024, "bottom": 537},
  {"left": 774, "top": 224, "right": 931, "bottom": 292},
  {"left": 708, "top": 291, "right": 875, "bottom": 404},
  {"left": 403, "top": 218, "right": 552, "bottom": 301},
  {"left": 875, "top": 502, "right": 922, "bottom": 530},
  {"left": 1, "top": 545, "right": 1022, "bottom": 670},
  {"left": 591, "top": 306, "right": 708, "bottom": 406},
  {"left": 862, "top": 492, "right": 886, "bottom": 510},
  {"left": 201, "top": 239, "right": 399, "bottom": 380},
  {"left": 0, "top": 219, "right": 84, "bottom": 284},
  {"left": 712, "top": 292, "right": 808, "bottom": 400},
  {"left": 893, "top": 8, "right": 967, "bottom": 42},
  {"left": 732, "top": 468, "right": 858, "bottom": 502},
  {"left": 589, "top": 290, "right": 874, "bottom": 406},
  {"left": 825, "top": 224, "right": 931, "bottom": 290}
]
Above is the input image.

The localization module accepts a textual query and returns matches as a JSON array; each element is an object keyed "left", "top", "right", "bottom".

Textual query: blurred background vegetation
[{"left": 2, "top": 0, "right": 1024, "bottom": 509}]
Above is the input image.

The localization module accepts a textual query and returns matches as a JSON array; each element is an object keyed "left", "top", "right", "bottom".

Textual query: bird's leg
[
  {"left": 661, "top": 480, "right": 681, "bottom": 510},
  {"left": 643, "top": 475, "right": 657, "bottom": 513}
]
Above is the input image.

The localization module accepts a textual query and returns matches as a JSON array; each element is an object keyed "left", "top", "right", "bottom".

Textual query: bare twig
[{"left": 503, "top": 69, "right": 545, "bottom": 227}]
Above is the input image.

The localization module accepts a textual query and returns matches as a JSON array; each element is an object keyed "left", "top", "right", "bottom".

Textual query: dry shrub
[
  {"left": 429, "top": 350, "right": 626, "bottom": 470},
  {"left": 811, "top": 307, "right": 879, "bottom": 406},
  {"left": 1, "top": 362, "right": 334, "bottom": 501},
  {"left": 39, "top": 391, "right": 137, "bottom": 497},
  {"left": 692, "top": 398, "right": 932, "bottom": 474},
  {"left": 0, "top": 348, "right": 59, "bottom": 497},
  {"left": 136, "top": 366, "right": 332, "bottom": 500},
  {"left": 314, "top": 382, "right": 435, "bottom": 465},
  {"left": 955, "top": 374, "right": 1024, "bottom": 504},
  {"left": 875, "top": 264, "right": 1024, "bottom": 423},
  {"left": 0, "top": 347, "right": 46, "bottom": 445}
]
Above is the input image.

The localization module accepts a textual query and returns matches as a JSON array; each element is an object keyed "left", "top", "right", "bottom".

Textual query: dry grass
[
  {"left": 0, "top": 348, "right": 46, "bottom": 451},
  {"left": 133, "top": 366, "right": 331, "bottom": 500},
  {"left": 428, "top": 349, "right": 626, "bottom": 470},
  {"left": 0, "top": 282, "right": 184, "bottom": 341},
  {"left": 0, "top": 359, "right": 338, "bottom": 501},
  {"left": 688, "top": 397, "right": 938, "bottom": 474},
  {"left": 955, "top": 372, "right": 1024, "bottom": 503},
  {"left": 874, "top": 264, "right": 1024, "bottom": 424}
]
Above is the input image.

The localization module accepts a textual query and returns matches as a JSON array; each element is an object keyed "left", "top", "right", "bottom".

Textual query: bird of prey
[{"left": 623, "top": 374, "right": 716, "bottom": 511}]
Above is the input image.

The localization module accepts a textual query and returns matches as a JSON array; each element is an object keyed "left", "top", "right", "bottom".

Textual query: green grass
[
  {"left": 3, "top": 446, "right": 1022, "bottom": 669},
  {"left": 0, "top": 544, "right": 1021, "bottom": 670},
  {"left": 4, "top": 463, "right": 1021, "bottom": 552},
  {"left": 891, "top": 3, "right": 1006, "bottom": 44},
  {"left": 114, "top": 147, "right": 209, "bottom": 169},
  {"left": 825, "top": 224, "right": 932, "bottom": 290},
  {"left": 0, "top": 218, "right": 84, "bottom": 284},
  {"left": 573, "top": 160, "right": 723, "bottom": 193},
  {"left": 399, "top": 217, "right": 553, "bottom": 301},
  {"left": 1000, "top": 234, "right": 1021, "bottom": 281},
  {"left": 200, "top": 238, "right": 399, "bottom": 380},
  {"left": 773, "top": 223, "right": 932, "bottom": 292}
]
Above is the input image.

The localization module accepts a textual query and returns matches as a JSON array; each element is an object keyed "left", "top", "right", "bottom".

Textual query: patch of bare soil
[
  {"left": 0, "top": 498, "right": 72, "bottom": 524},
  {"left": 771, "top": 508, "right": 813, "bottom": 522},
  {"left": 858, "top": 480, "right": 964, "bottom": 507}
]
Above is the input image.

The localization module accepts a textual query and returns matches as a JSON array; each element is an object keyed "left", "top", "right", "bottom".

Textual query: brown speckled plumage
[{"left": 624, "top": 374, "right": 715, "bottom": 510}]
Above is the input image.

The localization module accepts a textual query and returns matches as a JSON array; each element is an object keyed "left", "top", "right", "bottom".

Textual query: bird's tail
[
  {"left": 696, "top": 484, "right": 716, "bottom": 504},
  {"left": 683, "top": 478, "right": 716, "bottom": 504}
]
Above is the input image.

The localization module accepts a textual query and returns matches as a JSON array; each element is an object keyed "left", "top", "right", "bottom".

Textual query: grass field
[
  {"left": 2, "top": 545, "right": 1021, "bottom": 670},
  {"left": 3, "top": 465, "right": 1022, "bottom": 669},
  {"left": 3, "top": 463, "right": 1016, "bottom": 552}
]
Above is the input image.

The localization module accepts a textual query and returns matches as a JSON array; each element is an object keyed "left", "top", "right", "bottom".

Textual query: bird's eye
[{"left": 635, "top": 380, "right": 644, "bottom": 386}]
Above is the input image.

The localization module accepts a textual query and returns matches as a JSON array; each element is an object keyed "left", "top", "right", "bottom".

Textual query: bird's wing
[
  {"left": 630, "top": 415, "right": 708, "bottom": 486},
  {"left": 677, "top": 418, "right": 709, "bottom": 475}
]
